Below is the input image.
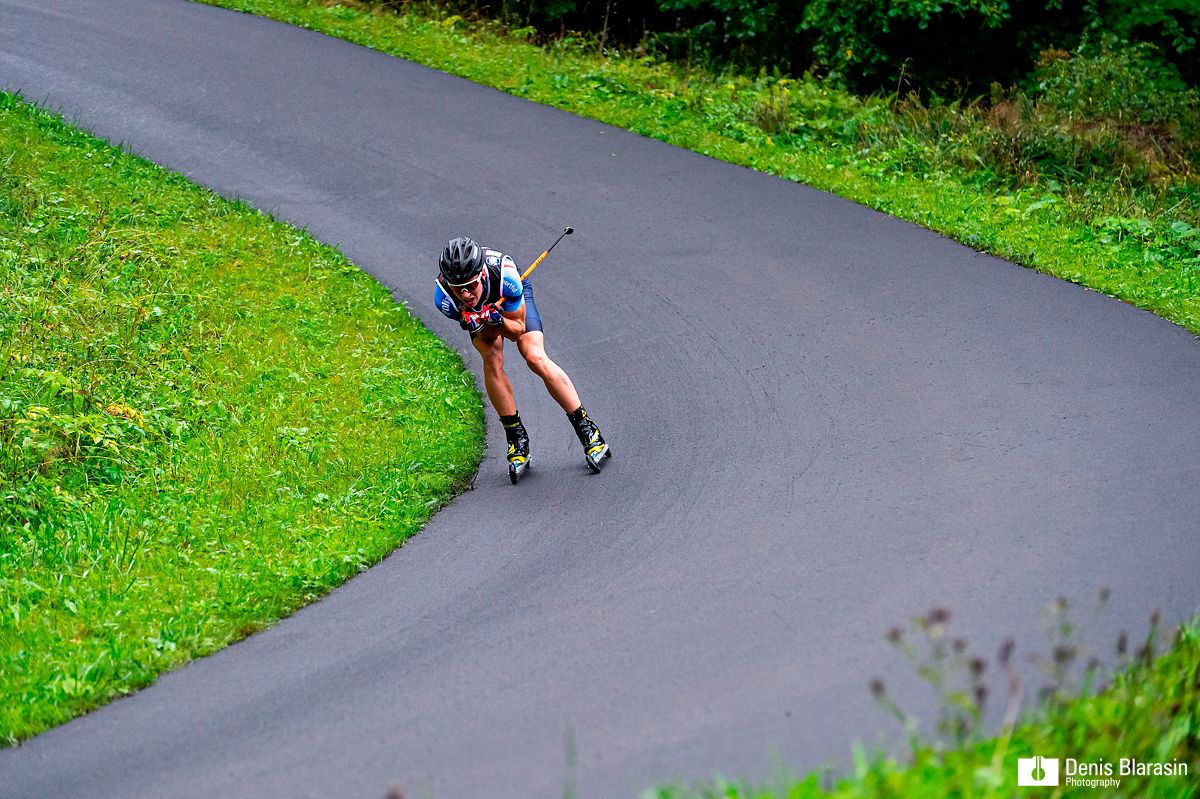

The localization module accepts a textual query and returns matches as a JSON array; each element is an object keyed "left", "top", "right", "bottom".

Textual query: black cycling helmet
[{"left": 439, "top": 236, "right": 484, "bottom": 286}]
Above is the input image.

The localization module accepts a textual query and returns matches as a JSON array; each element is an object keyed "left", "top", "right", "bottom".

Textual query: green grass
[
  {"left": 0, "top": 92, "right": 484, "bottom": 744},
  {"left": 197, "top": 0, "right": 1198, "bottom": 335}
]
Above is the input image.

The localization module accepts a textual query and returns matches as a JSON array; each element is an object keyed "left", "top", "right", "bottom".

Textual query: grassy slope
[{"left": 0, "top": 93, "right": 483, "bottom": 743}]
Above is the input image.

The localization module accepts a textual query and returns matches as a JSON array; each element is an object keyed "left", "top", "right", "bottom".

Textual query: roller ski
[
  {"left": 569, "top": 406, "right": 611, "bottom": 473},
  {"left": 502, "top": 414, "right": 530, "bottom": 485}
]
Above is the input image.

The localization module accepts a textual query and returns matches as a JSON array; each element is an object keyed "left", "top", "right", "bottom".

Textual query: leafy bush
[
  {"left": 759, "top": 37, "right": 1200, "bottom": 189},
  {"left": 795, "top": 0, "right": 1200, "bottom": 96},
  {"left": 1032, "top": 37, "right": 1196, "bottom": 126},
  {"left": 649, "top": 0, "right": 812, "bottom": 72},
  {"left": 1087, "top": 0, "right": 1200, "bottom": 85},
  {"left": 801, "top": 0, "right": 1018, "bottom": 92},
  {"left": 998, "top": 39, "right": 1200, "bottom": 181}
]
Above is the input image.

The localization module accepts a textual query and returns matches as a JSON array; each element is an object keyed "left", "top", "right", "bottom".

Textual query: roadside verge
[{"left": 0, "top": 93, "right": 484, "bottom": 744}]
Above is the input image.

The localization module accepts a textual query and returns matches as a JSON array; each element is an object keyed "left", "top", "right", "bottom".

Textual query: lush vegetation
[
  {"left": 649, "top": 605, "right": 1200, "bottom": 798},
  {"left": 368, "top": 0, "right": 1200, "bottom": 95},
  {"left": 0, "top": 93, "right": 483, "bottom": 744},
  {"left": 202, "top": 0, "right": 1199, "bottom": 335}
]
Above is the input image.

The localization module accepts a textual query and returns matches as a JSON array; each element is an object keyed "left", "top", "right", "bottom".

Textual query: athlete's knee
[
  {"left": 521, "top": 347, "right": 553, "bottom": 377},
  {"left": 531, "top": 357, "right": 555, "bottom": 378}
]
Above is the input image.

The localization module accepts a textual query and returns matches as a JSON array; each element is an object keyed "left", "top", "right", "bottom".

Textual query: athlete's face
[{"left": 452, "top": 273, "right": 483, "bottom": 305}]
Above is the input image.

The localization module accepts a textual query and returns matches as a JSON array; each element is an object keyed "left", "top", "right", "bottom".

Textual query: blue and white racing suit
[{"left": 434, "top": 248, "right": 543, "bottom": 336}]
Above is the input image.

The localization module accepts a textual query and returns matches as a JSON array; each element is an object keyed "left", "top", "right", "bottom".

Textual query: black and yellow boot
[
  {"left": 568, "top": 406, "right": 610, "bottom": 473},
  {"left": 501, "top": 413, "right": 530, "bottom": 484}
]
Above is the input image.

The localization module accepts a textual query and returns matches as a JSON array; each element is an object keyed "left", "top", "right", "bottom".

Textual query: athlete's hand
[
  {"left": 481, "top": 304, "right": 504, "bottom": 326},
  {"left": 460, "top": 310, "right": 486, "bottom": 333}
]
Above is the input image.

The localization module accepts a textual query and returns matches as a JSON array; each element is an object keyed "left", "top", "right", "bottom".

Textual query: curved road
[{"left": 2, "top": 1, "right": 1199, "bottom": 797}]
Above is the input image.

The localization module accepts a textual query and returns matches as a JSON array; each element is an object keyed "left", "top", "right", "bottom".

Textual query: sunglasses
[{"left": 450, "top": 274, "right": 483, "bottom": 292}]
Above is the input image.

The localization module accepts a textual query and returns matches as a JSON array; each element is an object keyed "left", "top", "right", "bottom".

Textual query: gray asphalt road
[{"left": 2, "top": 1, "right": 1198, "bottom": 797}]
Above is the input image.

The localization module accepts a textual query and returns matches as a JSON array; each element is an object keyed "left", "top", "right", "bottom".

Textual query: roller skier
[{"left": 434, "top": 235, "right": 610, "bottom": 483}]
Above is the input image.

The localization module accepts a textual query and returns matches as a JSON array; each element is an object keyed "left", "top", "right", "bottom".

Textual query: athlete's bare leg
[
  {"left": 516, "top": 331, "right": 581, "bottom": 413},
  {"left": 473, "top": 331, "right": 516, "bottom": 416}
]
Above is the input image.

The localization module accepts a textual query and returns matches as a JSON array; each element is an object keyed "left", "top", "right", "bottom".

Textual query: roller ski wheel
[
  {"left": 508, "top": 455, "right": 530, "bottom": 484},
  {"left": 584, "top": 443, "right": 611, "bottom": 474}
]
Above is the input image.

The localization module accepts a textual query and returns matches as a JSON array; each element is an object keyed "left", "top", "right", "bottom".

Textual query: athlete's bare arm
[{"left": 497, "top": 303, "right": 526, "bottom": 341}]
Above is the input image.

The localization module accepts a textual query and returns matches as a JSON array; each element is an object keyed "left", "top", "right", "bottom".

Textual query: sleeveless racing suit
[{"left": 434, "top": 247, "right": 543, "bottom": 336}]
